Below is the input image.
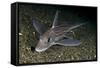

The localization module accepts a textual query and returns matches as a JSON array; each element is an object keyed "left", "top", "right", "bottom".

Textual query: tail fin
[{"left": 67, "top": 23, "right": 86, "bottom": 32}]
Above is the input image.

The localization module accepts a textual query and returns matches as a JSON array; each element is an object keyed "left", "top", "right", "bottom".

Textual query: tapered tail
[{"left": 67, "top": 23, "right": 86, "bottom": 32}]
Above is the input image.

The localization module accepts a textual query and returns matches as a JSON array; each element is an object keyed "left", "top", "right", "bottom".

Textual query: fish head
[{"left": 35, "top": 31, "right": 54, "bottom": 52}]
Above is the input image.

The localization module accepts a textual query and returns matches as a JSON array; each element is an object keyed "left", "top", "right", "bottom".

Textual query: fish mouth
[
  {"left": 35, "top": 40, "right": 52, "bottom": 52},
  {"left": 35, "top": 47, "right": 48, "bottom": 52}
]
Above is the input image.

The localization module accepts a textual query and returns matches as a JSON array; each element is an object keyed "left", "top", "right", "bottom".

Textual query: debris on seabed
[
  {"left": 19, "top": 33, "right": 23, "bottom": 36},
  {"left": 33, "top": 32, "right": 35, "bottom": 36},
  {"left": 94, "top": 55, "right": 96, "bottom": 58},
  {"left": 58, "top": 55, "right": 61, "bottom": 58},
  {"left": 71, "top": 56, "right": 74, "bottom": 60}
]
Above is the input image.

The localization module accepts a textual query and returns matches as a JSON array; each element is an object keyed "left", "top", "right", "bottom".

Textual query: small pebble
[
  {"left": 33, "top": 32, "right": 35, "bottom": 35},
  {"left": 19, "top": 33, "right": 23, "bottom": 35},
  {"left": 71, "top": 56, "right": 74, "bottom": 60},
  {"left": 23, "top": 61, "right": 26, "bottom": 63},
  {"left": 94, "top": 55, "right": 96, "bottom": 58},
  {"left": 58, "top": 55, "right": 61, "bottom": 58},
  {"left": 22, "top": 54, "right": 25, "bottom": 58},
  {"left": 45, "top": 21, "right": 48, "bottom": 24}
]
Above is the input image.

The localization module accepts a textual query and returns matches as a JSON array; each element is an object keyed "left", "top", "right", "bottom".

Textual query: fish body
[{"left": 32, "top": 10, "right": 85, "bottom": 52}]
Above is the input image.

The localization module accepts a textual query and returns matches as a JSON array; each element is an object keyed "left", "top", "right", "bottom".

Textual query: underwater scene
[{"left": 18, "top": 3, "right": 97, "bottom": 64}]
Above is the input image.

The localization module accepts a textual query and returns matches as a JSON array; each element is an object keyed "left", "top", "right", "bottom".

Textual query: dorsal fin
[{"left": 52, "top": 10, "right": 60, "bottom": 28}]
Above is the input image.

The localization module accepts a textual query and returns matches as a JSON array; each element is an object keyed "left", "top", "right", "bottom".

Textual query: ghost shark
[{"left": 32, "top": 10, "right": 85, "bottom": 52}]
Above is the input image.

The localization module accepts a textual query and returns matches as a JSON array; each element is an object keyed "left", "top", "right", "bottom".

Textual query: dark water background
[{"left": 18, "top": 3, "right": 97, "bottom": 64}]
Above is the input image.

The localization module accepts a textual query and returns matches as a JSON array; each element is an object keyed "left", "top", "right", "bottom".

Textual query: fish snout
[
  {"left": 35, "top": 47, "right": 47, "bottom": 52},
  {"left": 35, "top": 40, "right": 50, "bottom": 52}
]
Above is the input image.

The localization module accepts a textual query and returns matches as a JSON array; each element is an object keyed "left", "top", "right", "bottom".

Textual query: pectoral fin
[
  {"left": 32, "top": 18, "right": 47, "bottom": 35},
  {"left": 55, "top": 38, "right": 81, "bottom": 46}
]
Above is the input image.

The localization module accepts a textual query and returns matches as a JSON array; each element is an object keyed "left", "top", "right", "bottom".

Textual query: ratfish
[{"left": 32, "top": 10, "right": 85, "bottom": 52}]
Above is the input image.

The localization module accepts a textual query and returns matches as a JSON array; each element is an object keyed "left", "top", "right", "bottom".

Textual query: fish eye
[{"left": 48, "top": 37, "right": 50, "bottom": 42}]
